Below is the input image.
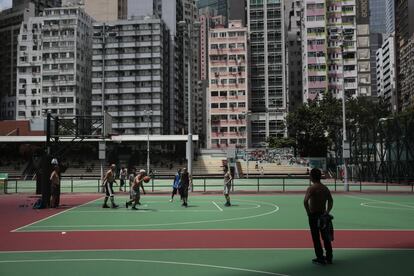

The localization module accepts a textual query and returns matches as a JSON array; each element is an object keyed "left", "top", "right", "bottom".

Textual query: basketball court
[{"left": 1, "top": 193, "right": 413, "bottom": 275}]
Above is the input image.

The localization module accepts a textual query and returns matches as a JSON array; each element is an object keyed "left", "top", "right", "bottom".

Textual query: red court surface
[{"left": 1, "top": 194, "right": 413, "bottom": 252}]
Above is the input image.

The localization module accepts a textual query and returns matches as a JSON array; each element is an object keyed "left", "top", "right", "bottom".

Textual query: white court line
[
  {"left": 0, "top": 258, "right": 289, "bottom": 276},
  {"left": 212, "top": 201, "right": 223, "bottom": 211},
  {"left": 360, "top": 202, "right": 414, "bottom": 211},
  {"left": 346, "top": 195, "right": 414, "bottom": 209},
  {"left": 1, "top": 248, "right": 414, "bottom": 254},
  {"left": 11, "top": 196, "right": 103, "bottom": 233},
  {"left": 22, "top": 199, "right": 279, "bottom": 229}
]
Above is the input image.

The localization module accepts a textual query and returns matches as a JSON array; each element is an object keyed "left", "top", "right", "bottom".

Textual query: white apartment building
[
  {"left": 376, "top": 34, "right": 397, "bottom": 112},
  {"left": 302, "top": 0, "right": 359, "bottom": 101},
  {"left": 16, "top": 6, "right": 93, "bottom": 119},
  {"left": 207, "top": 20, "right": 248, "bottom": 149},
  {"left": 16, "top": 17, "right": 44, "bottom": 119},
  {"left": 91, "top": 17, "right": 170, "bottom": 135}
]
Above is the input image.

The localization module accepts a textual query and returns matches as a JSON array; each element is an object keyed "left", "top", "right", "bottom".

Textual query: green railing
[{"left": 3, "top": 177, "right": 414, "bottom": 194}]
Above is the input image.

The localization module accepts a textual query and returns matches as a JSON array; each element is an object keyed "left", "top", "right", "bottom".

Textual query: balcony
[
  {"left": 344, "top": 82, "right": 357, "bottom": 89},
  {"left": 308, "top": 81, "right": 327, "bottom": 89}
]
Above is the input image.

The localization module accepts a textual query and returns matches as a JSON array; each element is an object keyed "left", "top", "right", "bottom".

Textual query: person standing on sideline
[
  {"left": 50, "top": 166, "right": 60, "bottom": 208},
  {"left": 179, "top": 168, "right": 190, "bottom": 207},
  {"left": 119, "top": 167, "right": 127, "bottom": 191},
  {"left": 102, "top": 164, "right": 119, "bottom": 208},
  {"left": 170, "top": 168, "right": 181, "bottom": 202},
  {"left": 126, "top": 169, "right": 146, "bottom": 210},
  {"left": 304, "top": 168, "right": 334, "bottom": 265},
  {"left": 223, "top": 165, "right": 233, "bottom": 206},
  {"left": 128, "top": 168, "right": 135, "bottom": 197}
]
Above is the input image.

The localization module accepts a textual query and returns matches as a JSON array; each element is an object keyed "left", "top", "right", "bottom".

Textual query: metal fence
[{"left": 3, "top": 177, "right": 413, "bottom": 194}]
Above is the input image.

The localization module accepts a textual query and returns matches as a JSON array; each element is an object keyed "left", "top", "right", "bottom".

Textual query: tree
[
  {"left": 286, "top": 94, "right": 391, "bottom": 158},
  {"left": 267, "top": 136, "right": 295, "bottom": 148},
  {"left": 286, "top": 95, "right": 339, "bottom": 157}
]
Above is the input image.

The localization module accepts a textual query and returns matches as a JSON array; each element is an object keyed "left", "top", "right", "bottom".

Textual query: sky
[{"left": 0, "top": 0, "right": 12, "bottom": 12}]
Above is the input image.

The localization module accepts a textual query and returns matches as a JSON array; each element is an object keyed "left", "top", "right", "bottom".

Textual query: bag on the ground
[{"left": 33, "top": 198, "right": 43, "bottom": 209}]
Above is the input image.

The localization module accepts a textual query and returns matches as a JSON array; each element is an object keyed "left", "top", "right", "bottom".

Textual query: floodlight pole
[
  {"left": 340, "top": 40, "right": 348, "bottom": 192},
  {"left": 145, "top": 110, "right": 152, "bottom": 174},
  {"left": 100, "top": 23, "right": 107, "bottom": 186}
]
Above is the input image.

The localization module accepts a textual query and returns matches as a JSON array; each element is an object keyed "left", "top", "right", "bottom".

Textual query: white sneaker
[{"left": 169, "top": 199, "right": 173, "bottom": 202}]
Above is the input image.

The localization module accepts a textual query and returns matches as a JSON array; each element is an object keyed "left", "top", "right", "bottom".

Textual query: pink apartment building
[
  {"left": 207, "top": 20, "right": 248, "bottom": 149},
  {"left": 302, "top": 0, "right": 358, "bottom": 101}
]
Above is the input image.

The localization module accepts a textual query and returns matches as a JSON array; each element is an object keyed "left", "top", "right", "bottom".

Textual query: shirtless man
[
  {"left": 102, "top": 164, "right": 119, "bottom": 208},
  {"left": 126, "top": 169, "right": 146, "bottom": 210}
]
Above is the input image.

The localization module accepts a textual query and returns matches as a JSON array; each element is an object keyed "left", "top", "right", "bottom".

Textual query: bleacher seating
[
  {"left": 238, "top": 161, "right": 308, "bottom": 176},
  {"left": 0, "top": 164, "right": 25, "bottom": 179}
]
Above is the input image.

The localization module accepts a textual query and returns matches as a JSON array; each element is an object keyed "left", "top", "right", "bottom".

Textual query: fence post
[
  {"left": 386, "top": 180, "right": 388, "bottom": 192},
  {"left": 204, "top": 178, "right": 206, "bottom": 192},
  {"left": 412, "top": 182, "right": 413, "bottom": 193},
  {"left": 151, "top": 178, "right": 154, "bottom": 192},
  {"left": 15, "top": 180, "right": 18, "bottom": 193},
  {"left": 282, "top": 178, "right": 285, "bottom": 192},
  {"left": 257, "top": 178, "right": 259, "bottom": 192},
  {"left": 334, "top": 178, "right": 337, "bottom": 191},
  {"left": 71, "top": 178, "right": 74, "bottom": 193},
  {"left": 4, "top": 179, "right": 6, "bottom": 194}
]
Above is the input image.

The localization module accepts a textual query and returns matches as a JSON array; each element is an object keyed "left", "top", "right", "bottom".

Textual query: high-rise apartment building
[
  {"left": 15, "top": 6, "right": 93, "bottom": 119},
  {"left": 62, "top": 1, "right": 127, "bottom": 21},
  {"left": 395, "top": 0, "right": 414, "bottom": 111},
  {"left": 91, "top": 17, "right": 170, "bottom": 135},
  {"left": 385, "top": 0, "right": 395, "bottom": 35},
  {"left": 0, "top": 0, "right": 61, "bottom": 120},
  {"left": 207, "top": 20, "right": 248, "bottom": 149},
  {"left": 369, "top": 0, "right": 387, "bottom": 34},
  {"left": 370, "top": 33, "right": 383, "bottom": 97},
  {"left": 302, "top": 0, "right": 358, "bottom": 101},
  {"left": 15, "top": 16, "right": 44, "bottom": 119},
  {"left": 285, "top": 0, "right": 303, "bottom": 112},
  {"left": 182, "top": 0, "right": 202, "bottom": 139},
  {"left": 400, "top": 34, "right": 414, "bottom": 110},
  {"left": 84, "top": 0, "right": 127, "bottom": 21},
  {"left": 247, "top": 0, "right": 286, "bottom": 146},
  {"left": 356, "top": 0, "right": 372, "bottom": 97},
  {"left": 128, "top": 0, "right": 184, "bottom": 135},
  {"left": 376, "top": 34, "right": 397, "bottom": 112}
]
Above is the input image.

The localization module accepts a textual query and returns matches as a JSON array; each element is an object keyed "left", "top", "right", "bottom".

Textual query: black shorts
[
  {"left": 105, "top": 181, "right": 114, "bottom": 197},
  {"left": 172, "top": 187, "right": 178, "bottom": 195},
  {"left": 179, "top": 187, "right": 188, "bottom": 198}
]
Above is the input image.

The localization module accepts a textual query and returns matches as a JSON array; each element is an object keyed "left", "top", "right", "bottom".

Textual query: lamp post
[
  {"left": 100, "top": 23, "right": 108, "bottom": 185},
  {"left": 242, "top": 110, "right": 251, "bottom": 178},
  {"left": 340, "top": 35, "right": 349, "bottom": 192},
  {"left": 178, "top": 20, "right": 200, "bottom": 177},
  {"left": 97, "top": 24, "right": 117, "bottom": 184},
  {"left": 144, "top": 110, "right": 152, "bottom": 174}
]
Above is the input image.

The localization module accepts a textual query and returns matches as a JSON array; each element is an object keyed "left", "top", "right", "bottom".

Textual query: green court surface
[
  {"left": 1, "top": 249, "right": 413, "bottom": 276},
  {"left": 6, "top": 178, "right": 414, "bottom": 193},
  {"left": 15, "top": 194, "right": 414, "bottom": 232}
]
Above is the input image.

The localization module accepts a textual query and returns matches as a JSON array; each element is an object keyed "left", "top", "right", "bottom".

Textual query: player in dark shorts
[
  {"left": 179, "top": 168, "right": 190, "bottom": 207},
  {"left": 126, "top": 169, "right": 146, "bottom": 210},
  {"left": 119, "top": 167, "right": 127, "bottom": 191},
  {"left": 223, "top": 165, "right": 233, "bottom": 206},
  {"left": 304, "top": 168, "right": 334, "bottom": 265},
  {"left": 102, "top": 164, "right": 119, "bottom": 208},
  {"left": 170, "top": 168, "right": 181, "bottom": 202},
  {"left": 50, "top": 166, "right": 60, "bottom": 208}
]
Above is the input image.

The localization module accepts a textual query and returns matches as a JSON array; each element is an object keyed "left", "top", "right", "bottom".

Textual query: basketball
[{"left": 143, "top": 176, "right": 151, "bottom": 183}]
